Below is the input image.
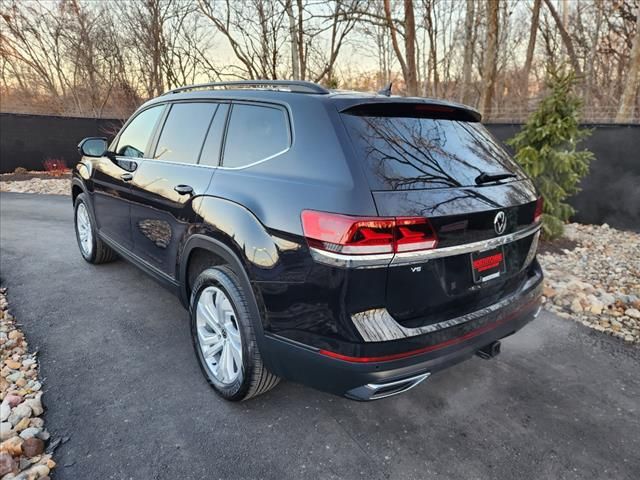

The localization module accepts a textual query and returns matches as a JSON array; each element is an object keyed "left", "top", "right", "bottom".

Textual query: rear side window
[
  {"left": 341, "top": 114, "right": 525, "bottom": 190},
  {"left": 154, "top": 103, "right": 218, "bottom": 164},
  {"left": 116, "top": 105, "right": 163, "bottom": 158},
  {"left": 222, "top": 104, "right": 289, "bottom": 168}
]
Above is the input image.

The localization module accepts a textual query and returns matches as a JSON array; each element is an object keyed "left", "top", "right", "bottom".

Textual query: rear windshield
[{"left": 341, "top": 114, "right": 525, "bottom": 191}]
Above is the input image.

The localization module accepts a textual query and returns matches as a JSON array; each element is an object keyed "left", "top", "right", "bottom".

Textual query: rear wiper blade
[{"left": 475, "top": 172, "right": 517, "bottom": 185}]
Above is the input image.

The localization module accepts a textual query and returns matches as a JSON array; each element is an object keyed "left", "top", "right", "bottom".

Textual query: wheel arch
[
  {"left": 180, "top": 236, "right": 263, "bottom": 321},
  {"left": 180, "top": 234, "right": 273, "bottom": 364}
]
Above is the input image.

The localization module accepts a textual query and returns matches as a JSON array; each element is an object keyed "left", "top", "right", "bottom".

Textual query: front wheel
[
  {"left": 74, "top": 193, "right": 117, "bottom": 264},
  {"left": 190, "top": 266, "right": 279, "bottom": 401}
]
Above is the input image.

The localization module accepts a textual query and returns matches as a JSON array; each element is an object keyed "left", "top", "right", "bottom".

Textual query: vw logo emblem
[{"left": 494, "top": 211, "right": 507, "bottom": 235}]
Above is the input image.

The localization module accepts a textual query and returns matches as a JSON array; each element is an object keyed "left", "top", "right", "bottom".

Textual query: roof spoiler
[{"left": 340, "top": 101, "right": 481, "bottom": 122}]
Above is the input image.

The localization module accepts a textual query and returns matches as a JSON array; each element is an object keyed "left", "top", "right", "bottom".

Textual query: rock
[
  {"left": 21, "top": 438, "right": 44, "bottom": 457},
  {"left": 0, "top": 423, "right": 15, "bottom": 441},
  {"left": 7, "top": 371, "right": 24, "bottom": 383},
  {"left": 570, "top": 298, "right": 583, "bottom": 313},
  {"left": 28, "top": 418, "right": 43, "bottom": 429},
  {"left": 625, "top": 308, "right": 640, "bottom": 320},
  {"left": 14, "top": 418, "right": 30, "bottom": 433},
  {"left": 19, "top": 428, "right": 41, "bottom": 440},
  {"left": 599, "top": 292, "right": 616, "bottom": 306},
  {"left": 3, "top": 395, "right": 23, "bottom": 409},
  {"left": 0, "top": 451, "right": 17, "bottom": 476},
  {"left": 21, "top": 359, "right": 35, "bottom": 368},
  {"left": 0, "top": 435, "right": 23, "bottom": 456},
  {"left": 36, "top": 430, "right": 49, "bottom": 441},
  {"left": 4, "top": 359, "right": 22, "bottom": 370},
  {"left": 7, "top": 404, "right": 31, "bottom": 427},
  {"left": 624, "top": 334, "right": 634, "bottom": 342},
  {"left": 7, "top": 330, "right": 22, "bottom": 340},
  {"left": 23, "top": 397, "right": 42, "bottom": 417},
  {"left": 0, "top": 403, "right": 10, "bottom": 422},
  {"left": 15, "top": 377, "right": 27, "bottom": 388},
  {"left": 589, "top": 302, "right": 604, "bottom": 315}
]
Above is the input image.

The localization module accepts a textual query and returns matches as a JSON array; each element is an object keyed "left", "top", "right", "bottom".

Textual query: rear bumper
[{"left": 261, "top": 271, "right": 543, "bottom": 400}]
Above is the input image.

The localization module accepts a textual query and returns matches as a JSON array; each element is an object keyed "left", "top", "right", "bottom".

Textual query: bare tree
[
  {"left": 460, "top": 0, "right": 476, "bottom": 104},
  {"left": 383, "top": 0, "right": 418, "bottom": 95},
  {"left": 522, "top": 0, "right": 542, "bottom": 98},
  {"left": 543, "top": 0, "right": 582, "bottom": 77},
  {"left": 616, "top": 6, "right": 640, "bottom": 122},
  {"left": 479, "top": 0, "right": 499, "bottom": 119}
]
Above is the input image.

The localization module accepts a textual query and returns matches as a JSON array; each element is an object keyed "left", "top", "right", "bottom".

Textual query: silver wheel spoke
[{"left": 204, "top": 339, "right": 225, "bottom": 358}]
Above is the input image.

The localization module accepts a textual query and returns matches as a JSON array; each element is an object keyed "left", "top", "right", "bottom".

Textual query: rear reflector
[
  {"left": 534, "top": 197, "right": 543, "bottom": 223},
  {"left": 301, "top": 210, "right": 438, "bottom": 255}
]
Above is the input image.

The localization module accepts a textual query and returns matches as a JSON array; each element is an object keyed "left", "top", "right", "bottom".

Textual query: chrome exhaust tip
[{"left": 345, "top": 372, "right": 431, "bottom": 401}]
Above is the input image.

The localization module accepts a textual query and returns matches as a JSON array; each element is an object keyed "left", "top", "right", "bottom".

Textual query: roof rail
[{"left": 162, "top": 80, "right": 330, "bottom": 96}]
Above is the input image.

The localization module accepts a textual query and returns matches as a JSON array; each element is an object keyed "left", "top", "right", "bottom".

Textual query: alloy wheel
[
  {"left": 76, "top": 203, "right": 93, "bottom": 257},
  {"left": 196, "top": 286, "right": 243, "bottom": 384}
]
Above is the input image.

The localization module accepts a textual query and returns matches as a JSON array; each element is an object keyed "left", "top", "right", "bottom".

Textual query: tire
[
  {"left": 74, "top": 193, "right": 118, "bottom": 264},
  {"left": 190, "top": 266, "right": 279, "bottom": 401}
]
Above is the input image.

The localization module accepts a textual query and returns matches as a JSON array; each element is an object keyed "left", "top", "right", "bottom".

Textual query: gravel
[
  {"left": 539, "top": 223, "right": 640, "bottom": 344},
  {"left": 0, "top": 177, "right": 70, "bottom": 196},
  {"left": 0, "top": 288, "right": 56, "bottom": 479}
]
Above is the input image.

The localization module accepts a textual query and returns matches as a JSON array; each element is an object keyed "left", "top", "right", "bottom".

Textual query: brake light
[
  {"left": 534, "top": 197, "right": 543, "bottom": 223},
  {"left": 301, "top": 210, "right": 438, "bottom": 255},
  {"left": 395, "top": 217, "right": 438, "bottom": 252}
]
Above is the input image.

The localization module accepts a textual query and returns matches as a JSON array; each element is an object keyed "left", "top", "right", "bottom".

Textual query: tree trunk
[
  {"left": 616, "top": 8, "right": 640, "bottom": 123},
  {"left": 522, "top": 0, "right": 541, "bottom": 99},
  {"left": 479, "top": 0, "right": 499, "bottom": 119},
  {"left": 286, "top": 0, "right": 300, "bottom": 80},
  {"left": 383, "top": 0, "right": 419, "bottom": 96},
  {"left": 460, "top": 0, "right": 475, "bottom": 104},
  {"left": 543, "top": 0, "right": 582, "bottom": 77},
  {"left": 425, "top": 0, "right": 438, "bottom": 97},
  {"left": 403, "top": 0, "right": 418, "bottom": 96}
]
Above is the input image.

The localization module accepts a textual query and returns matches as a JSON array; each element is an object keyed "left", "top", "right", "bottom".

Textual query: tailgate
[{"left": 374, "top": 186, "right": 540, "bottom": 327}]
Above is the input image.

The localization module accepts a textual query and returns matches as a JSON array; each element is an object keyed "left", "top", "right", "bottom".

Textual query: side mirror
[{"left": 78, "top": 137, "right": 108, "bottom": 158}]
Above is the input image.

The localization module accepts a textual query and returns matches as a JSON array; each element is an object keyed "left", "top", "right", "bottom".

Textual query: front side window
[
  {"left": 116, "top": 106, "right": 163, "bottom": 158},
  {"left": 154, "top": 103, "right": 218, "bottom": 164},
  {"left": 222, "top": 104, "right": 289, "bottom": 168}
]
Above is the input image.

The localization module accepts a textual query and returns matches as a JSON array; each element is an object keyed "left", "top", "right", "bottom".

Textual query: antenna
[{"left": 377, "top": 82, "right": 393, "bottom": 97}]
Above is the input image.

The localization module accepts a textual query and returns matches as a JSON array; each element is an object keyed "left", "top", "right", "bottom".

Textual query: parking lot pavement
[{"left": 1, "top": 192, "right": 639, "bottom": 480}]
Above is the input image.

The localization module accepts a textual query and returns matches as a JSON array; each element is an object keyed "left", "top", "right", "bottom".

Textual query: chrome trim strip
[
  {"left": 309, "top": 223, "right": 542, "bottom": 269},
  {"left": 351, "top": 272, "right": 543, "bottom": 342},
  {"left": 346, "top": 372, "right": 431, "bottom": 401},
  {"left": 391, "top": 223, "right": 541, "bottom": 266}
]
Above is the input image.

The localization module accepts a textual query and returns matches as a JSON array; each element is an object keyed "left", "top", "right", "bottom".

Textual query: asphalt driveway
[{"left": 1, "top": 192, "right": 639, "bottom": 480}]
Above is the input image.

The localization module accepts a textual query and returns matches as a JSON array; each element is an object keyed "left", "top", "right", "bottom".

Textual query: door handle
[
  {"left": 121, "top": 173, "right": 133, "bottom": 181},
  {"left": 174, "top": 184, "right": 194, "bottom": 195}
]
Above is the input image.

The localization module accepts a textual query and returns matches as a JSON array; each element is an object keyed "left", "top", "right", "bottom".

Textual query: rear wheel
[
  {"left": 74, "top": 193, "right": 117, "bottom": 264},
  {"left": 190, "top": 266, "right": 279, "bottom": 401}
]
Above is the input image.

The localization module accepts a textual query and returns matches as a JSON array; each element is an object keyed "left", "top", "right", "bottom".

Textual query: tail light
[
  {"left": 534, "top": 197, "right": 544, "bottom": 223},
  {"left": 301, "top": 210, "right": 438, "bottom": 255}
]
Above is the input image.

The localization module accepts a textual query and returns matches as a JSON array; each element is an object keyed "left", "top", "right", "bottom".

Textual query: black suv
[{"left": 73, "top": 80, "right": 543, "bottom": 401}]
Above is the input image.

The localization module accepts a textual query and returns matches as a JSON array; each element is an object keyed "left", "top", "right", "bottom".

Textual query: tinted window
[
  {"left": 199, "top": 104, "right": 229, "bottom": 167},
  {"left": 223, "top": 104, "right": 289, "bottom": 168},
  {"left": 116, "top": 106, "right": 163, "bottom": 158},
  {"left": 154, "top": 103, "right": 218, "bottom": 164},
  {"left": 342, "top": 114, "right": 526, "bottom": 190}
]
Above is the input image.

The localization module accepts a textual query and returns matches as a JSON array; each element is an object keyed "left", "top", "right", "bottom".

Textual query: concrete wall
[{"left": 1, "top": 112, "right": 638, "bottom": 230}]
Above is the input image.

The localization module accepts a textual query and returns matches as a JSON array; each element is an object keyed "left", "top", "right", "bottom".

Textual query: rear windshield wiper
[{"left": 475, "top": 172, "right": 517, "bottom": 185}]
